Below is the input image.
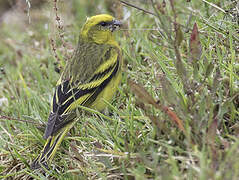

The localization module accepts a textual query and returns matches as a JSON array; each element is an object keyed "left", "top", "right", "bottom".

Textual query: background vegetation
[{"left": 0, "top": 0, "right": 238, "bottom": 179}]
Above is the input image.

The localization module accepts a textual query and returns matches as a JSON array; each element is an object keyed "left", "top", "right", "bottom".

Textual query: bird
[{"left": 31, "top": 14, "right": 122, "bottom": 170}]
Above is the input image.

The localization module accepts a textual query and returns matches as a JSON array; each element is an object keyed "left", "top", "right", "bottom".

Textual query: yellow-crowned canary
[{"left": 31, "top": 14, "right": 122, "bottom": 169}]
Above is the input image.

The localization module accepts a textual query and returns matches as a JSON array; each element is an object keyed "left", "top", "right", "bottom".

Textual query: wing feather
[{"left": 43, "top": 47, "right": 120, "bottom": 139}]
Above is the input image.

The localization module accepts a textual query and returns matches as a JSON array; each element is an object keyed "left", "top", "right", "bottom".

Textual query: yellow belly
[{"left": 90, "top": 70, "right": 122, "bottom": 111}]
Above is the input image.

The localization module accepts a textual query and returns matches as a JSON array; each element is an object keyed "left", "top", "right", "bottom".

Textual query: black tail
[{"left": 30, "top": 134, "right": 62, "bottom": 170}]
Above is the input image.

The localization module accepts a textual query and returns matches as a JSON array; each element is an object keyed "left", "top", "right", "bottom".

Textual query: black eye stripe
[{"left": 98, "top": 21, "right": 111, "bottom": 26}]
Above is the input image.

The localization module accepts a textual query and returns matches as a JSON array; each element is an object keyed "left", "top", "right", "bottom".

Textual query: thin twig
[
  {"left": 201, "top": 0, "right": 226, "bottom": 14},
  {"left": 0, "top": 115, "right": 42, "bottom": 126},
  {"left": 119, "top": 0, "right": 157, "bottom": 16},
  {"left": 121, "top": 0, "right": 192, "bottom": 32},
  {"left": 120, "top": 28, "right": 159, "bottom": 31},
  {"left": 52, "top": 0, "right": 72, "bottom": 61},
  {"left": 50, "top": 38, "right": 61, "bottom": 63},
  {"left": 25, "top": 0, "right": 31, "bottom": 23}
]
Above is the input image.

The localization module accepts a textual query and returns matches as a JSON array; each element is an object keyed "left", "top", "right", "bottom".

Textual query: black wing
[{"left": 43, "top": 59, "right": 120, "bottom": 139}]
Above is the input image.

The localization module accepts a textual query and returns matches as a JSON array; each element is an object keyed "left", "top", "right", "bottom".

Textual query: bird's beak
[
  {"left": 113, "top": 20, "right": 122, "bottom": 27},
  {"left": 111, "top": 20, "right": 122, "bottom": 32}
]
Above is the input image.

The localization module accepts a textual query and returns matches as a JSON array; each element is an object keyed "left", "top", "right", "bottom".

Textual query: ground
[{"left": 0, "top": 0, "right": 238, "bottom": 179}]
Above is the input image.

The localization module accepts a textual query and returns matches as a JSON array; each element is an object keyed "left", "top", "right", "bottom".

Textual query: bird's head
[{"left": 80, "top": 14, "right": 122, "bottom": 45}]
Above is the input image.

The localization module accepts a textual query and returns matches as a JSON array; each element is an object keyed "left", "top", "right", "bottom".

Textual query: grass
[{"left": 0, "top": 0, "right": 238, "bottom": 179}]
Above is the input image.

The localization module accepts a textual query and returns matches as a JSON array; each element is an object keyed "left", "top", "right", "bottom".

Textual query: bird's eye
[{"left": 100, "top": 22, "right": 107, "bottom": 27}]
